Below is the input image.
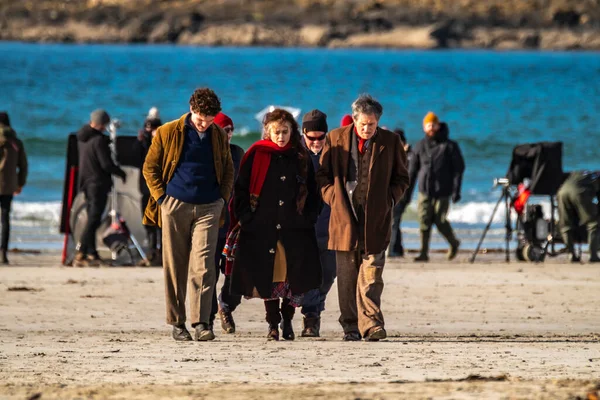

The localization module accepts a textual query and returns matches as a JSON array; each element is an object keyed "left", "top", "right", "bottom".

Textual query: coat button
[
  {"left": 279, "top": 200, "right": 284, "bottom": 206},
  {"left": 280, "top": 176, "right": 286, "bottom": 181},
  {"left": 276, "top": 224, "right": 281, "bottom": 230},
  {"left": 269, "top": 248, "right": 275, "bottom": 254}
]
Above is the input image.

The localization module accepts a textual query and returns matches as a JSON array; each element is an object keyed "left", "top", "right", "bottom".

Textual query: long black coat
[{"left": 231, "top": 147, "right": 322, "bottom": 299}]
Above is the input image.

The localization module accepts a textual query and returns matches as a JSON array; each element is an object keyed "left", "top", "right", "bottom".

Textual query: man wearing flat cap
[{"left": 74, "top": 109, "right": 127, "bottom": 267}]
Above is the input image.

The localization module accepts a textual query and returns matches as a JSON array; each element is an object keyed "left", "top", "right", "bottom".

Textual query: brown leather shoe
[
  {"left": 365, "top": 326, "right": 387, "bottom": 342},
  {"left": 267, "top": 324, "right": 279, "bottom": 341},
  {"left": 195, "top": 324, "right": 215, "bottom": 341},
  {"left": 219, "top": 308, "right": 236, "bottom": 334},
  {"left": 172, "top": 324, "right": 192, "bottom": 341},
  {"left": 73, "top": 252, "right": 89, "bottom": 268},
  {"left": 301, "top": 317, "right": 320, "bottom": 337}
]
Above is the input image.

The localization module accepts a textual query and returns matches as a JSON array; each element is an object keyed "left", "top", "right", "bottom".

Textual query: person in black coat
[
  {"left": 405, "top": 112, "right": 465, "bottom": 262},
  {"left": 230, "top": 108, "right": 322, "bottom": 341},
  {"left": 134, "top": 108, "right": 162, "bottom": 265},
  {"left": 298, "top": 109, "right": 336, "bottom": 338},
  {"left": 75, "top": 109, "right": 127, "bottom": 267},
  {"left": 389, "top": 128, "right": 412, "bottom": 257}
]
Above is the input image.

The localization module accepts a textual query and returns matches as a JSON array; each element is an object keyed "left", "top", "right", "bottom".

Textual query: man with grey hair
[
  {"left": 74, "top": 109, "right": 127, "bottom": 267},
  {"left": 316, "top": 94, "right": 409, "bottom": 341}
]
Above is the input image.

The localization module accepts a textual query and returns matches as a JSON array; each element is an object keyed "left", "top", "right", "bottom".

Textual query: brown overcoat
[
  {"left": 142, "top": 113, "right": 234, "bottom": 228},
  {"left": 316, "top": 124, "right": 409, "bottom": 254}
]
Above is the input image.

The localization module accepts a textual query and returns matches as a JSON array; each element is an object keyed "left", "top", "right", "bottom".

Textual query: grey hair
[{"left": 351, "top": 94, "right": 383, "bottom": 120}]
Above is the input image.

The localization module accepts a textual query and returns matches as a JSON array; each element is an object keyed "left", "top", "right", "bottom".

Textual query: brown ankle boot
[
  {"left": 267, "top": 324, "right": 279, "bottom": 341},
  {"left": 301, "top": 317, "right": 320, "bottom": 337}
]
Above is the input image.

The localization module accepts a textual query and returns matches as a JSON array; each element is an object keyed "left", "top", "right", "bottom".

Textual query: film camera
[{"left": 471, "top": 141, "right": 563, "bottom": 263}]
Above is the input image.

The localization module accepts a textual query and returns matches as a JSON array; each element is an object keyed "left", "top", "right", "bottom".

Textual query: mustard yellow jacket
[{"left": 142, "top": 113, "right": 234, "bottom": 228}]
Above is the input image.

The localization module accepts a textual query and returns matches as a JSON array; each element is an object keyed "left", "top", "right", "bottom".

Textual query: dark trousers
[
  {"left": 141, "top": 193, "right": 158, "bottom": 250},
  {"left": 301, "top": 241, "right": 336, "bottom": 318},
  {"left": 390, "top": 202, "right": 406, "bottom": 255},
  {"left": 0, "top": 195, "right": 13, "bottom": 252},
  {"left": 264, "top": 298, "right": 295, "bottom": 325},
  {"left": 80, "top": 186, "right": 108, "bottom": 257},
  {"left": 210, "top": 236, "right": 242, "bottom": 325}
]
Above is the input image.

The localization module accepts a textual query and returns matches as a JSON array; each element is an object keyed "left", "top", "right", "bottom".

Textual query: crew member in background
[
  {"left": 75, "top": 109, "right": 127, "bottom": 267},
  {"left": 557, "top": 171, "right": 600, "bottom": 263},
  {"left": 209, "top": 112, "right": 244, "bottom": 334},
  {"left": 135, "top": 107, "right": 162, "bottom": 265},
  {"left": 405, "top": 112, "right": 464, "bottom": 262},
  {"left": 299, "top": 109, "right": 336, "bottom": 338},
  {"left": 389, "top": 128, "right": 412, "bottom": 257},
  {"left": 0, "top": 112, "right": 28, "bottom": 265}
]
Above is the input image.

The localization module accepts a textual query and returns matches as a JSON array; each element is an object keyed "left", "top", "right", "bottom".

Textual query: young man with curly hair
[{"left": 143, "top": 88, "right": 234, "bottom": 342}]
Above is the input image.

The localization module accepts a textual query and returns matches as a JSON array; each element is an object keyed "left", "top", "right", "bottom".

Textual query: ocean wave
[
  {"left": 9, "top": 198, "right": 557, "bottom": 227},
  {"left": 12, "top": 201, "right": 62, "bottom": 224},
  {"left": 447, "top": 199, "right": 552, "bottom": 225}
]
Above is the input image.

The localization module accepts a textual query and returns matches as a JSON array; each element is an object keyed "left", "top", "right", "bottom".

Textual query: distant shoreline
[
  {"left": 2, "top": 23, "right": 600, "bottom": 51},
  {"left": 3, "top": 0, "right": 600, "bottom": 51}
]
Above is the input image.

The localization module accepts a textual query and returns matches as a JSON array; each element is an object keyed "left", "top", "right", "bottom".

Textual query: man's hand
[
  {"left": 120, "top": 172, "right": 127, "bottom": 183},
  {"left": 14, "top": 187, "right": 22, "bottom": 195}
]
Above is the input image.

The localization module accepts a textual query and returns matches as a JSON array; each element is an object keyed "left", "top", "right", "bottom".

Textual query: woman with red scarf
[{"left": 230, "top": 109, "right": 322, "bottom": 341}]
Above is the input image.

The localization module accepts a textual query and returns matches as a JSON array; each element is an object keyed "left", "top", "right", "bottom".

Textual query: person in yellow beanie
[
  {"left": 401, "top": 111, "right": 465, "bottom": 262},
  {"left": 423, "top": 111, "right": 439, "bottom": 126}
]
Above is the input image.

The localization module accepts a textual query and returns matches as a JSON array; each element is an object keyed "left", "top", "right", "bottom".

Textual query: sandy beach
[{"left": 1, "top": 251, "right": 599, "bottom": 399}]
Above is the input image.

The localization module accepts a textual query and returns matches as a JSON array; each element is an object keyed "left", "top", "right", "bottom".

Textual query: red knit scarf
[
  {"left": 355, "top": 127, "right": 367, "bottom": 154},
  {"left": 241, "top": 139, "right": 292, "bottom": 209},
  {"left": 224, "top": 140, "right": 292, "bottom": 275}
]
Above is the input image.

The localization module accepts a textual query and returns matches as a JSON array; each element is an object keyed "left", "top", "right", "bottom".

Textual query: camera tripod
[
  {"left": 470, "top": 183, "right": 513, "bottom": 263},
  {"left": 102, "top": 120, "right": 149, "bottom": 266}
]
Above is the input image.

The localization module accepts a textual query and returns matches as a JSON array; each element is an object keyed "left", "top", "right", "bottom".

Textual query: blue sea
[{"left": 2, "top": 42, "right": 600, "bottom": 251}]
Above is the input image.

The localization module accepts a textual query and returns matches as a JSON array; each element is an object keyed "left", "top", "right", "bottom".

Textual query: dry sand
[{"left": 1, "top": 251, "right": 599, "bottom": 399}]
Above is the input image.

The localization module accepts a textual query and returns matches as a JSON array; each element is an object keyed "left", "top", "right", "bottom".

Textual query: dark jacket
[
  {"left": 231, "top": 148, "right": 322, "bottom": 298},
  {"left": 303, "top": 141, "right": 331, "bottom": 244},
  {"left": 219, "top": 143, "right": 245, "bottom": 238},
  {"left": 142, "top": 114, "right": 234, "bottom": 228},
  {"left": 0, "top": 124, "right": 28, "bottom": 195},
  {"left": 397, "top": 145, "right": 413, "bottom": 210},
  {"left": 134, "top": 130, "right": 153, "bottom": 195},
  {"left": 316, "top": 124, "right": 409, "bottom": 254},
  {"left": 406, "top": 123, "right": 465, "bottom": 201},
  {"left": 76, "top": 125, "right": 126, "bottom": 192}
]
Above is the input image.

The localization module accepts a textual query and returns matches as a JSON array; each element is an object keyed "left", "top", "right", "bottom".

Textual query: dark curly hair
[
  {"left": 189, "top": 88, "right": 222, "bottom": 116},
  {"left": 262, "top": 108, "right": 309, "bottom": 214}
]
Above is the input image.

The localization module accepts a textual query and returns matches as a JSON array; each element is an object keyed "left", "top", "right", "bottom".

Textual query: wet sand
[{"left": 0, "top": 251, "right": 599, "bottom": 399}]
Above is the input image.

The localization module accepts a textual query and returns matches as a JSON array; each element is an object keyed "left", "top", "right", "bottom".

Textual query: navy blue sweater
[{"left": 166, "top": 117, "right": 221, "bottom": 204}]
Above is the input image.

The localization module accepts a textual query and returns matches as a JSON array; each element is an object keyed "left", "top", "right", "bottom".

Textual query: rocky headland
[{"left": 2, "top": 0, "right": 600, "bottom": 50}]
